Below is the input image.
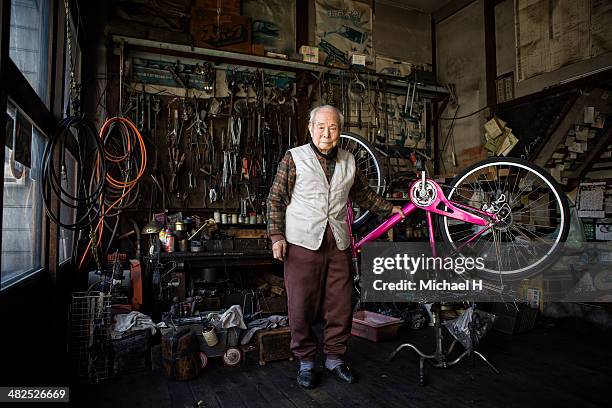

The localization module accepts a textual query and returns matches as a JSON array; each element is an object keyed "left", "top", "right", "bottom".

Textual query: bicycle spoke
[{"left": 443, "top": 159, "right": 567, "bottom": 277}]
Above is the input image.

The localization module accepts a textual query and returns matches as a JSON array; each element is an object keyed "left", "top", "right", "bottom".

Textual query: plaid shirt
[{"left": 267, "top": 145, "right": 393, "bottom": 242}]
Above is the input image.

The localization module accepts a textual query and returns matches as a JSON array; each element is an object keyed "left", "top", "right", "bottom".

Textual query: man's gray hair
[{"left": 308, "top": 105, "right": 344, "bottom": 130}]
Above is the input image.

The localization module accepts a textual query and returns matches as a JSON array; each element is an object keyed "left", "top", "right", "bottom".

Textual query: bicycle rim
[
  {"left": 339, "top": 132, "right": 385, "bottom": 228},
  {"left": 441, "top": 158, "right": 569, "bottom": 279}
]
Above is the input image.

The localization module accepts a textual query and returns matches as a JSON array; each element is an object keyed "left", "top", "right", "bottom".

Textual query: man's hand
[
  {"left": 272, "top": 239, "right": 287, "bottom": 261},
  {"left": 391, "top": 206, "right": 405, "bottom": 219}
]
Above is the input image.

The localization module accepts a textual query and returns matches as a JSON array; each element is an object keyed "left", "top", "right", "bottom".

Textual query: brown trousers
[{"left": 284, "top": 225, "right": 353, "bottom": 360}]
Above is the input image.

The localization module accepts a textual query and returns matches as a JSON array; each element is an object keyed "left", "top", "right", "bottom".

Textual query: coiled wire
[
  {"left": 41, "top": 116, "right": 106, "bottom": 230},
  {"left": 78, "top": 117, "right": 147, "bottom": 270}
]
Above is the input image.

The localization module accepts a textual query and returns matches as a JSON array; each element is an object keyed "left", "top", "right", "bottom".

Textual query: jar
[
  {"left": 213, "top": 211, "right": 221, "bottom": 223},
  {"left": 178, "top": 239, "right": 189, "bottom": 252},
  {"left": 231, "top": 213, "right": 238, "bottom": 224},
  {"left": 191, "top": 240, "right": 203, "bottom": 252},
  {"left": 221, "top": 213, "right": 228, "bottom": 224}
]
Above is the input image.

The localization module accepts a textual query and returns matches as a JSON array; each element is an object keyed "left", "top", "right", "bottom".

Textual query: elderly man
[{"left": 267, "top": 105, "right": 403, "bottom": 389}]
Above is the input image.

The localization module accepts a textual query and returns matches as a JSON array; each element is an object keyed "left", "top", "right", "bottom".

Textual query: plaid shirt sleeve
[
  {"left": 349, "top": 168, "right": 394, "bottom": 219},
  {"left": 266, "top": 151, "right": 295, "bottom": 242}
]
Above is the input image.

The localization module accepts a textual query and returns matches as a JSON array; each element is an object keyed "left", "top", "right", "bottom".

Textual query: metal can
[
  {"left": 165, "top": 230, "right": 175, "bottom": 252},
  {"left": 178, "top": 239, "right": 188, "bottom": 252}
]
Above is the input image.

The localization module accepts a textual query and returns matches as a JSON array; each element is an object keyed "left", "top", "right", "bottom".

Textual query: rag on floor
[
  {"left": 240, "top": 315, "right": 288, "bottom": 344},
  {"left": 111, "top": 311, "right": 157, "bottom": 339}
]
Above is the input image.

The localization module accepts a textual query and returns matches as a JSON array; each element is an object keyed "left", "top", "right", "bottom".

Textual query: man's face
[{"left": 309, "top": 108, "right": 340, "bottom": 153}]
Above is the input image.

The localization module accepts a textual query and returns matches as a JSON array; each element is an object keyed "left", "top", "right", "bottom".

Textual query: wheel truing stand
[{"left": 387, "top": 303, "right": 500, "bottom": 386}]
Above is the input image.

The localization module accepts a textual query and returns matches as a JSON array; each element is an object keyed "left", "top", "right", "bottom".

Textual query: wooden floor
[{"left": 73, "top": 319, "right": 611, "bottom": 408}]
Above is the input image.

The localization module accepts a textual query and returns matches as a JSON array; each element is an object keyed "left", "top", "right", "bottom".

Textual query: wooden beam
[
  {"left": 484, "top": 0, "right": 497, "bottom": 107},
  {"left": 495, "top": 67, "right": 612, "bottom": 111},
  {"left": 296, "top": 0, "right": 308, "bottom": 49},
  {"left": 50, "top": 0, "right": 67, "bottom": 118},
  {"left": 47, "top": 0, "right": 66, "bottom": 298},
  {"left": 3, "top": 61, "right": 57, "bottom": 137},
  {"left": 534, "top": 89, "right": 608, "bottom": 167},
  {"left": 433, "top": 0, "right": 477, "bottom": 23},
  {"left": 565, "top": 125, "right": 612, "bottom": 190}
]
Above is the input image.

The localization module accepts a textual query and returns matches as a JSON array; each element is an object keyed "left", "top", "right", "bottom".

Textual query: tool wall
[{"left": 110, "top": 47, "right": 437, "bottom": 218}]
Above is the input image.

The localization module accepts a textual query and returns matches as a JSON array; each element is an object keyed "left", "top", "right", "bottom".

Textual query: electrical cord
[
  {"left": 41, "top": 115, "right": 106, "bottom": 230},
  {"left": 78, "top": 116, "right": 147, "bottom": 271},
  {"left": 439, "top": 105, "right": 489, "bottom": 120},
  {"left": 100, "top": 117, "right": 146, "bottom": 216}
]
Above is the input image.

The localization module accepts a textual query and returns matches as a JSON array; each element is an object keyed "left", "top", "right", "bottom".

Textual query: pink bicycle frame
[{"left": 348, "top": 178, "right": 498, "bottom": 257}]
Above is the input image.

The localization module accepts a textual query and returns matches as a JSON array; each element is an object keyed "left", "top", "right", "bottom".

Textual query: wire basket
[{"left": 69, "top": 291, "right": 112, "bottom": 383}]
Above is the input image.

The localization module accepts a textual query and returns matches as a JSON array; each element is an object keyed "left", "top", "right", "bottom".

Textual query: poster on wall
[
  {"left": 243, "top": 0, "right": 296, "bottom": 55},
  {"left": 591, "top": 0, "right": 612, "bottom": 57},
  {"left": 515, "top": 0, "right": 612, "bottom": 81},
  {"left": 375, "top": 56, "right": 414, "bottom": 77},
  {"left": 315, "top": 0, "right": 373, "bottom": 68}
]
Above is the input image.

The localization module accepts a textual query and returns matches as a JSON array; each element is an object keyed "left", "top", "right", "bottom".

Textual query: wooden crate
[
  {"left": 256, "top": 327, "right": 292, "bottom": 366},
  {"left": 258, "top": 296, "right": 287, "bottom": 314}
]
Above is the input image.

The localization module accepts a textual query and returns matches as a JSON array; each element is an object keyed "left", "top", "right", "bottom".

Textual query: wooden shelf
[{"left": 112, "top": 35, "right": 449, "bottom": 97}]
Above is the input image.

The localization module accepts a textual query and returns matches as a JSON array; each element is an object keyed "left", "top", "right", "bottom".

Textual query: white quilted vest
[{"left": 285, "top": 144, "right": 355, "bottom": 250}]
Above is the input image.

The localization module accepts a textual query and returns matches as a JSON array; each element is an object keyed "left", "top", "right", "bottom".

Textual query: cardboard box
[
  {"left": 351, "top": 310, "right": 402, "bottom": 342},
  {"left": 299, "top": 46, "right": 319, "bottom": 63},
  {"left": 252, "top": 44, "right": 265, "bottom": 56},
  {"left": 191, "top": 8, "right": 251, "bottom": 53}
]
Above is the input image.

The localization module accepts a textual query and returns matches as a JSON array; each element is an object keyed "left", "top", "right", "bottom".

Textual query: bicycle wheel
[
  {"left": 440, "top": 157, "right": 570, "bottom": 280},
  {"left": 339, "top": 132, "right": 386, "bottom": 228}
]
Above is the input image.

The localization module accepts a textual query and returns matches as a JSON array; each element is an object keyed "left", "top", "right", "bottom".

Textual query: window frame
[
  {"left": 0, "top": 0, "right": 78, "bottom": 290},
  {"left": 1, "top": 107, "right": 47, "bottom": 289}
]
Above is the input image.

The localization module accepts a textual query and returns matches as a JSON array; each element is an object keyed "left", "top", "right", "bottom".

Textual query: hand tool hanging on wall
[
  {"left": 349, "top": 74, "right": 366, "bottom": 130},
  {"left": 167, "top": 107, "right": 184, "bottom": 194}
]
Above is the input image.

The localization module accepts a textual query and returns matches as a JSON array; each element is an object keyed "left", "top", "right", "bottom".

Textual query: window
[
  {"left": 9, "top": 0, "right": 51, "bottom": 106},
  {"left": 1, "top": 101, "right": 45, "bottom": 288}
]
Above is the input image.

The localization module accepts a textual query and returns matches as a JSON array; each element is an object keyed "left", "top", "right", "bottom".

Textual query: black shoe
[
  {"left": 328, "top": 364, "right": 357, "bottom": 383},
  {"left": 297, "top": 369, "right": 317, "bottom": 389}
]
